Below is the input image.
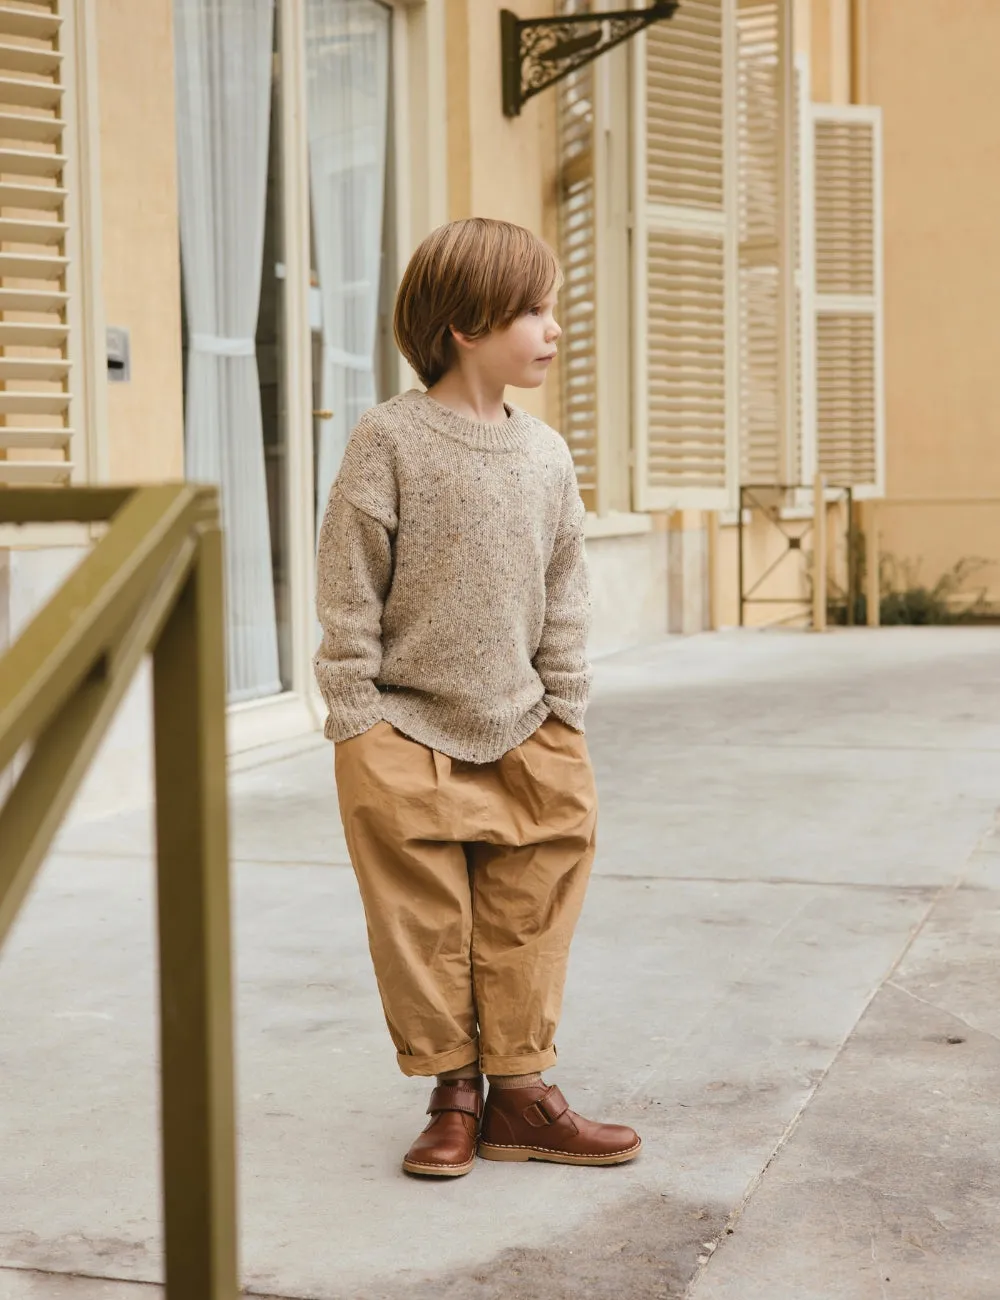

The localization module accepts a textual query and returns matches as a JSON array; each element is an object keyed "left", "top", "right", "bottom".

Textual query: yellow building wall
[
  {"left": 446, "top": 0, "right": 559, "bottom": 423},
  {"left": 864, "top": 0, "right": 1000, "bottom": 608},
  {"left": 96, "top": 0, "right": 185, "bottom": 483},
  {"left": 782, "top": 0, "right": 1000, "bottom": 617},
  {"left": 443, "top": 0, "right": 1000, "bottom": 622},
  {"left": 867, "top": 0, "right": 1000, "bottom": 502}
]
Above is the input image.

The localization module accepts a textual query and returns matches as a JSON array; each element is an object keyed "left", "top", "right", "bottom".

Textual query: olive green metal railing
[{"left": 0, "top": 484, "right": 238, "bottom": 1300}]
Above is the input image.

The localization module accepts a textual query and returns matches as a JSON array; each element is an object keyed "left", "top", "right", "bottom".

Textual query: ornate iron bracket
[{"left": 501, "top": 2, "right": 679, "bottom": 117}]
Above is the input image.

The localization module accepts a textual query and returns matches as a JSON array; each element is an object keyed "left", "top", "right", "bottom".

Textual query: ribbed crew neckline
[{"left": 403, "top": 388, "right": 535, "bottom": 451}]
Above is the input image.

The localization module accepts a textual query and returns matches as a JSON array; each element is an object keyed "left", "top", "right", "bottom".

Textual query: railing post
[
  {"left": 862, "top": 499, "right": 881, "bottom": 627},
  {"left": 152, "top": 508, "right": 238, "bottom": 1300},
  {"left": 812, "top": 472, "right": 827, "bottom": 631}
]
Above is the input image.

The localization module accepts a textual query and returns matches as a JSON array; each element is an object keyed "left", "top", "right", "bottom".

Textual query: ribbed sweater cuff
[
  {"left": 322, "top": 683, "right": 385, "bottom": 742},
  {"left": 544, "top": 692, "right": 587, "bottom": 734}
]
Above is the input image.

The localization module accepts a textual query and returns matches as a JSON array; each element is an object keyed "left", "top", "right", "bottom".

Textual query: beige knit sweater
[{"left": 313, "top": 389, "right": 591, "bottom": 763}]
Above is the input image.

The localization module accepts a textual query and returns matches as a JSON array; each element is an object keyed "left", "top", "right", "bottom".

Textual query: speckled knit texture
[{"left": 313, "top": 389, "right": 591, "bottom": 763}]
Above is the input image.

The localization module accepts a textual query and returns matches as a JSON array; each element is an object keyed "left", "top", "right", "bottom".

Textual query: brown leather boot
[
  {"left": 479, "top": 1082, "right": 641, "bottom": 1166},
  {"left": 402, "top": 1079, "right": 484, "bottom": 1177}
]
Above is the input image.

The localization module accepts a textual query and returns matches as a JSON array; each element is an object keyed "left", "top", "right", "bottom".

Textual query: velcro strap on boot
[
  {"left": 522, "top": 1085, "right": 570, "bottom": 1127},
  {"left": 427, "top": 1086, "right": 484, "bottom": 1119}
]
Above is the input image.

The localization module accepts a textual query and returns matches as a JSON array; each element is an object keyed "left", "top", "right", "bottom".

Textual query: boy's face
[{"left": 455, "top": 289, "right": 562, "bottom": 391}]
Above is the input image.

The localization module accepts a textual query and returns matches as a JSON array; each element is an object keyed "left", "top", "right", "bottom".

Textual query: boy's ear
[{"left": 449, "top": 323, "right": 477, "bottom": 352}]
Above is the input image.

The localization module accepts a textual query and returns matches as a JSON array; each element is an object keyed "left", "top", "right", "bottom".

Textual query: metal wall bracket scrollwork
[{"left": 500, "top": 2, "right": 679, "bottom": 117}]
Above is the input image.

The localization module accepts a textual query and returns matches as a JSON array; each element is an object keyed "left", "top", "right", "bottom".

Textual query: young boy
[{"left": 314, "top": 217, "right": 641, "bottom": 1177}]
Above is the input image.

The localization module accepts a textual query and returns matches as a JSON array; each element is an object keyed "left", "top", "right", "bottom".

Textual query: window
[
  {"left": 177, "top": 0, "right": 409, "bottom": 704},
  {"left": 305, "top": 0, "right": 395, "bottom": 527},
  {"left": 807, "top": 98, "right": 884, "bottom": 494},
  {"left": 555, "top": 28, "right": 599, "bottom": 511},
  {"left": 736, "top": 0, "right": 794, "bottom": 489},
  {"left": 625, "top": 0, "right": 880, "bottom": 510},
  {"left": 630, "top": 0, "right": 738, "bottom": 510},
  {"left": 554, "top": 0, "right": 632, "bottom": 517}
]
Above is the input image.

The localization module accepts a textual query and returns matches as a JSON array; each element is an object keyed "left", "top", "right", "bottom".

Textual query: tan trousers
[{"left": 335, "top": 717, "right": 597, "bottom": 1077}]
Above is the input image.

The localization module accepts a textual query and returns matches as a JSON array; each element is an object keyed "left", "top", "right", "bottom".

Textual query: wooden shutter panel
[
  {"left": 809, "top": 103, "right": 884, "bottom": 493},
  {"left": 632, "top": 0, "right": 738, "bottom": 510},
  {"left": 556, "top": 44, "right": 599, "bottom": 511},
  {"left": 0, "top": 0, "right": 72, "bottom": 486},
  {"left": 735, "top": 0, "right": 792, "bottom": 488}
]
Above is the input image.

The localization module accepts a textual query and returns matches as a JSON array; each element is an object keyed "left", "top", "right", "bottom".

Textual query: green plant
[
  {"left": 794, "top": 526, "right": 998, "bottom": 628},
  {"left": 877, "top": 555, "right": 993, "bottom": 625},
  {"left": 822, "top": 532, "right": 997, "bottom": 626}
]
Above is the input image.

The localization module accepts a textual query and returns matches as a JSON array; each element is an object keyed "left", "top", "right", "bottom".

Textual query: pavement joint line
[
  {"left": 684, "top": 875, "right": 957, "bottom": 1298},
  {"left": 885, "top": 980, "right": 1000, "bottom": 1045},
  {"left": 688, "top": 848, "right": 985, "bottom": 1296},
  {"left": 592, "top": 873, "right": 941, "bottom": 893},
  {"left": 231, "top": 747, "right": 327, "bottom": 779},
  {"left": 0, "top": 1263, "right": 160, "bottom": 1292},
  {"left": 0, "top": 1262, "right": 295, "bottom": 1300},
  {"left": 44, "top": 850, "right": 949, "bottom": 893},
  {"left": 47, "top": 849, "right": 358, "bottom": 870},
  {"left": 230, "top": 735, "right": 327, "bottom": 766},
  {"left": 683, "top": 1084, "right": 821, "bottom": 1298}
]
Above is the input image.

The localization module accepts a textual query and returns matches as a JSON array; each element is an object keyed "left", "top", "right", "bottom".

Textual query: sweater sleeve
[
  {"left": 313, "top": 417, "right": 398, "bottom": 741},
  {"left": 534, "top": 461, "right": 592, "bottom": 731},
  {"left": 313, "top": 487, "right": 392, "bottom": 741}
]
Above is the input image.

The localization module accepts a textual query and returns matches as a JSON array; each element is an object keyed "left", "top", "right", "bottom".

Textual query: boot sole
[
  {"left": 478, "top": 1138, "right": 642, "bottom": 1166},
  {"left": 402, "top": 1155, "right": 476, "bottom": 1178}
]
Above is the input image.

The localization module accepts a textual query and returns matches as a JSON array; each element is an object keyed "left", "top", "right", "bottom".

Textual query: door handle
[{"left": 313, "top": 409, "right": 334, "bottom": 420}]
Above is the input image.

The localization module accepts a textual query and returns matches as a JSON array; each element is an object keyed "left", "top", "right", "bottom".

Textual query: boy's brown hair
[{"left": 393, "top": 218, "right": 561, "bottom": 388}]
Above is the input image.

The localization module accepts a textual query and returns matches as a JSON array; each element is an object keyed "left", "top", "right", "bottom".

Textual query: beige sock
[
  {"left": 436, "top": 1066, "right": 482, "bottom": 1086},
  {"left": 487, "top": 1072, "right": 544, "bottom": 1090}
]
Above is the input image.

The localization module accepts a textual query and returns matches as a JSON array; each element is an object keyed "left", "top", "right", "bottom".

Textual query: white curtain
[
  {"left": 305, "top": 0, "right": 391, "bottom": 522},
  {"left": 174, "top": 0, "right": 281, "bottom": 702}
]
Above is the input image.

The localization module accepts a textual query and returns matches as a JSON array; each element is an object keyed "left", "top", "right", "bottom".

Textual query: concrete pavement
[{"left": 1, "top": 628, "right": 999, "bottom": 1299}]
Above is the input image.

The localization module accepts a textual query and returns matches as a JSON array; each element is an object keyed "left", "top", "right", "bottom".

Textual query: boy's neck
[{"left": 425, "top": 370, "right": 509, "bottom": 425}]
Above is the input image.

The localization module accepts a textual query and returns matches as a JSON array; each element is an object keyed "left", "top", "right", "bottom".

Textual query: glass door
[
  {"left": 175, "top": 0, "right": 286, "bottom": 704},
  {"left": 177, "top": 0, "right": 405, "bottom": 716},
  {"left": 303, "top": 0, "right": 394, "bottom": 522}
]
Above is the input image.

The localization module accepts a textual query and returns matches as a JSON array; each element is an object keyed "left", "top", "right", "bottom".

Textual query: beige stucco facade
[
  {"left": 86, "top": 0, "right": 559, "bottom": 472},
  {"left": 439, "top": 0, "right": 675, "bottom": 643},
  {"left": 864, "top": 0, "right": 1000, "bottom": 611},
  {"left": 445, "top": 0, "right": 559, "bottom": 428},
  {"left": 724, "top": 0, "right": 1000, "bottom": 626},
  {"left": 96, "top": 0, "right": 185, "bottom": 483},
  {"left": 810, "top": 0, "right": 1000, "bottom": 510},
  {"left": 4, "top": 0, "right": 1000, "bottom": 801}
]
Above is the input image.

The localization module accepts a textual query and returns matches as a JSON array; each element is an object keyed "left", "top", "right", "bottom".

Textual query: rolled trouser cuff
[
  {"left": 481, "top": 1045, "right": 558, "bottom": 1077},
  {"left": 396, "top": 1038, "right": 481, "bottom": 1078}
]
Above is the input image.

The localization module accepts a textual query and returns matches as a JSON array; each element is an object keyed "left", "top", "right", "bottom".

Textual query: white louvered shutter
[
  {"left": 808, "top": 102, "right": 884, "bottom": 494},
  {"left": 0, "top": 0, "right": 73, "bottom": 486},
  {"left": 556, "top": 41, "right": 599, "bottom": 511},
  {"left": 632, "top": 0, "right": 738, "bottom": 511},
  {"left": 735, "top": 0, "right": 793, "bottom": 488}
]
